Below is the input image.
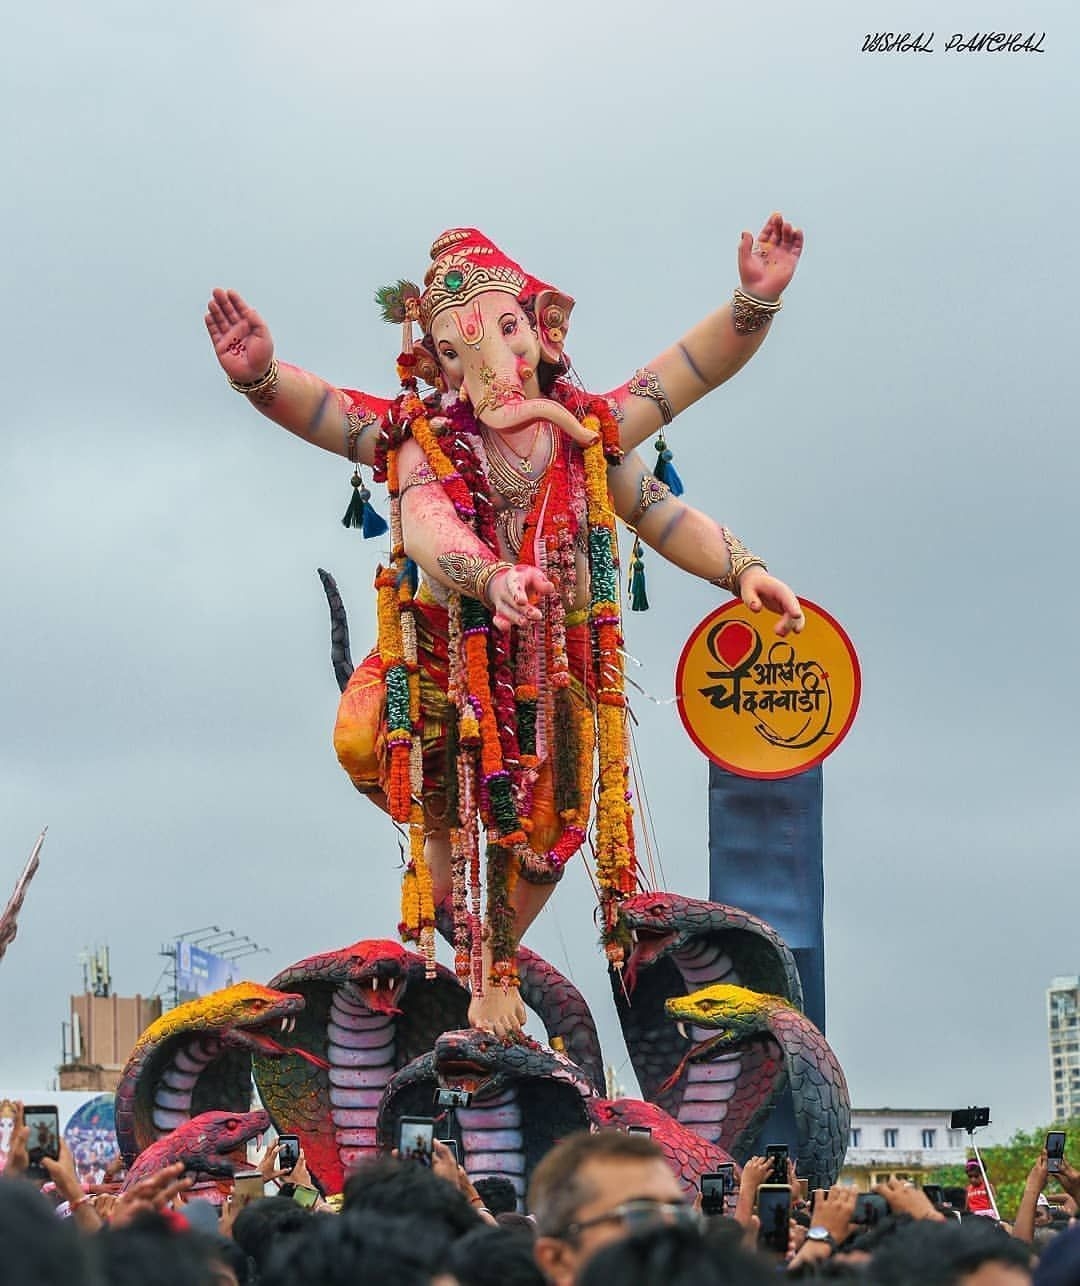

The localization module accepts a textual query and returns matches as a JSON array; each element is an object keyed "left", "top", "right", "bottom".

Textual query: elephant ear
[
  {"left": 534, "top": 290, "right": 574, "bottom": 364},
  {"left": 411, "top": 342, "right": 443, "bottom": 389}
]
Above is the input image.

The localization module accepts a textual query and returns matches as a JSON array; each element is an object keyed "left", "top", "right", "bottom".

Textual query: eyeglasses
[{"left": 561, "top": 1198, "right": 702, "bottom": 1240}]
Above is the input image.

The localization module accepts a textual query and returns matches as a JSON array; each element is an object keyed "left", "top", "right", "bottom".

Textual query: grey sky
[{"left": 2, "top": 0, "right": 1076, "bottom": 1143}]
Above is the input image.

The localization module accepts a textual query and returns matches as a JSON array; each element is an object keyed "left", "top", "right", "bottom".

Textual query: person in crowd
[
  {"left": 527, "top": 1130, "right": 690, "bottom": 1285},
  {"left": 229, "top": 1195, "right": 312, "bottom": 1279},
  {"left": 444, "top": 1223, "right": 547, "bottom": 1286},
  {"left": 578, "top": 1221, "right": 776, "bottom": 1286},
  {"left": 865, "top": 1217, "right": 1031, "bottom": 1285},
  {"left": 342, "top": 1148, "right": 486, "bottom": 1241},
  {"left": 1033, "top": 1222, "right": 1080, "bottom": 1285},
  {"left": 259, "top": 1211, "right": 450, "bottom": 1286},
  {"left": 474, "top": 1175, "right": 520, "bottom": 1216},
  {"left": 966, "top": 1159, "right": 998, "bottom": 1218},
  {"left": 95, "top": 1212, "right": 240, "bottom": 1286},
  {"left": 0, "top": 1177, "right": 95, "bottom": 1286}
]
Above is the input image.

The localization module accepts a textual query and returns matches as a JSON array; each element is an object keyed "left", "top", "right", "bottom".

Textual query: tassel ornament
[
  {"left": 628, "top": 537, "right": 649, "bottom": 612},
  {"left": 653, "top": 433, "right": 684, "bottom": 497},
  {"left": 342, "top": 467, "right": 389, "bottom": 538}
]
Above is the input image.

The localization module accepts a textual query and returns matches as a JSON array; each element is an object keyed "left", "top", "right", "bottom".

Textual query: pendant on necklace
[{"left": 519, "top": 458, "right": 534, "bottom": 474}]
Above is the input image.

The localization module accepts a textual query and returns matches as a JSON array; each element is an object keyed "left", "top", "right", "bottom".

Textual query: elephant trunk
[{"left": 478, "top": 394, "right": 598, "bottom": 448}]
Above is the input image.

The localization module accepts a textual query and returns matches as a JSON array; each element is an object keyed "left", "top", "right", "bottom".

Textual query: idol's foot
[{"left": 468, "top": 985, "right": 527, "bottom": 1039}]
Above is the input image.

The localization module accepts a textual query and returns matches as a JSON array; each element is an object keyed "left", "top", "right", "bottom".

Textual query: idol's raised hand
[
  {"left": 204, "top": 288, "right": 276, "bottom": 384},
  {"left": 739, "top": 565, "right": 805, "bottom": 637},
  {"left": 737, "top": 213, "right": 804, "bottom": 302}
]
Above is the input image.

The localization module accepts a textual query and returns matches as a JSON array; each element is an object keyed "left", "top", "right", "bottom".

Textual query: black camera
[
  {"left": 436, "top": 1088, "right": 473, "bottom": 1108},
  {"left": 950, "top": 1107, "right": 991, "bottom": 1131}
]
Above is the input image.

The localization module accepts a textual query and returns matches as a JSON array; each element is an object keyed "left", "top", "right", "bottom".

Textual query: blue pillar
[{"left": 707, "top": 763, "right": 826, "bottom": 1163}]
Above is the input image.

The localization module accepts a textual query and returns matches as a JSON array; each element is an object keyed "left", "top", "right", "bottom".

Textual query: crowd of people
[{"left": 4, "top": 1100, "right": 1080, "bottom": 1284}]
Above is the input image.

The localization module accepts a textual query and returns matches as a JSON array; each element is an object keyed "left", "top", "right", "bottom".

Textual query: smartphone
[
  {"left": 440, "top": 1137, "right": 460, "bottom": 1163},
  {"left": 757, "top": 1184, "right": 791, "bottom": 1254},
  {"left": 854, "top": 1192, "right": 889, "bottom": 1226},
  {"left": 626, "top": 1126, "right": 652, "bottom": 1137},
  {"left": 398, "top": 1116, "right": 435, "bottom": 1167},
  {"left": 765, "top": 1143, "right": 789, "bottom": 1183},
  {"left": 796, "top": 1178, "right": 809, "bottom": 1204},
  {"left": 1047, "top": 1132, "right": 1066, "bottom": 1174},
  {"left": 700, "top": 1165, "right": 735, "bottom": 1216},
  {"left": 923, "top": 1184, "right": 945, "bottom": 1207},
  {"left": 277, "top": 1134, "right": 300, "bottom": 1172},
  {"left": 232, "top": 1172, "right": 266, "bottom": 1210},
  {"left": 24, "top": 1105, "right": 60, "bottom": 1179}
]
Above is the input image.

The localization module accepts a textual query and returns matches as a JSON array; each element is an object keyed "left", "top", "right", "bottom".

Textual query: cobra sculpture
[
  {"left": 251, "top": 939, "right": 469, "bottom": 1195},
  {"left": 115, "top": 982, "right": 313, "bottom": 1165},
  {"left": 379, "top": 1029, "right": 598, "bottom": 1205},
  {"left": 121, "top": 1109, "right": 270, "bottom": 1191},
  {"left": 665, "top": 985, "right": 850, "bottom": 1189},
  {"left": 586, "top": 1098, "right": 739, "bottom": 1197},
  {"left": 434, "top": 898, "right": 604, "bottom": 1095},
  {"left": 614, "top": 892, "right": 801, "bottom": 1130}
]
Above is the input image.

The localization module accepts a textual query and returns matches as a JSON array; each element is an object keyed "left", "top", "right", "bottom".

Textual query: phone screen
[
  {"left": 233, "top": 1173, "right": 266, "bottom": 1209},
  {"left": 700, "top": 1168, "right": 734, "bottom": 1216},
  {"left": 440, "top": 1137, "right": 460, "bottom": 1163},
  {"left": 398, "top": 1117, "right": 434, "bottom": 1167},
  {"left": 1047, "top": 1132, "right": 1066, "bottom": 1173},
  {"left": 626, "top": 1126, "right": 652, "bottom": 1137},
  {"left": 24, "top": 1106, "right": 60, "bottom": 1170},
  {"left": 757, "top": 1184, "right": 791, "bottom": 1254},
  {"left": 765, "top": 1144, "right": 789, "bottom": 1183},
  {"left": 277, "top": 1135, "right": 300, "bottom": 1172},
  {"left": 854, "top": 1192, "right": 888, "bottom": 1226}
]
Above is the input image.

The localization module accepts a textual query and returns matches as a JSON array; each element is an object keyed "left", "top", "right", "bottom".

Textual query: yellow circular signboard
[{"left": 676, "top": 598, "right": 860, "bottom": 780}]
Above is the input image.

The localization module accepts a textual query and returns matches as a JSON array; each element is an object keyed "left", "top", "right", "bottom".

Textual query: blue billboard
[{"left": 175, "top": 941, "right": 245, "bottom": 1004}]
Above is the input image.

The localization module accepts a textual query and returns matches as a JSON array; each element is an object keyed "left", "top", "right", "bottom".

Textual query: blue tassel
[
  {"left": 362, "top": 498, "right": 388, "bottom": 540},
  {"left": 342, "top": 468, "right": 388, "bottom": 539},
  {"left": 628, "top": 537, "right": 649, "bottom": 612},
  {"left": 653, "top": 433, "right": 684, "bottom": 497},
  {"left": 397, "top": 558, "right": 419, "bottom": 597}
]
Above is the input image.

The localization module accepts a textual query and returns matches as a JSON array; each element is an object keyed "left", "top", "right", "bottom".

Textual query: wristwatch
[{"left": 807, "top": 1226, "right": 836, "bottom": 1249}]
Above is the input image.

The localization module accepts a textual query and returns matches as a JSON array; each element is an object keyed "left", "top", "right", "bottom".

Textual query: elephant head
[{"left": 415, "top": 228, "right": 597, "bottom": 447}]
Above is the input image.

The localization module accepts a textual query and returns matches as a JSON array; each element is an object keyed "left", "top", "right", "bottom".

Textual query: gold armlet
[
  {"left": 627, "top": 367, "right": 674, "bottom": 425},
  {"left": 626, "top": 474, "right": 673, "bottom": 529},
  {"left": 711, "top": 527, "right": 767, "bottom": 595},
  {"left": 228, "top": 358, "right": 279, "bottom": 405},
  {"left": 437, "top": 553, "right": 514, "bottom": 605},
  {"left": 731, "top": 288, "right": 783, "bottom": 335},
  {"left": 346, "top": 408, "right": 379, "bottom": 462}
]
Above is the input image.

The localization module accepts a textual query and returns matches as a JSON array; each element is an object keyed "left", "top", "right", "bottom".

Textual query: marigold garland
[{"left": 377, "top": 378, "right": 636, "bottom": 985}]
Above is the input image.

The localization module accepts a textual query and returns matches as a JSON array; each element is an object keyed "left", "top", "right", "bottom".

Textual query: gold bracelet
[
  {"left": 711, "top": 527, "right": 766, "bottom": 594},
  {"left": 626, "top": 474, "right": 673, "bottom": 528},
  {"left": 437, "top": 553, "right": 514, "bottom": 606},
  {"left": 731, "top": 288, "right": 783, "bottom": 335},
  {"left": 228, "top": 358, "right": 279, "bottom": 400}
]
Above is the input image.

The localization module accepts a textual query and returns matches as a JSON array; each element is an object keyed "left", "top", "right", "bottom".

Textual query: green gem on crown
[{"left": 444, "top": 269, "right": 465, "bottom": 293}]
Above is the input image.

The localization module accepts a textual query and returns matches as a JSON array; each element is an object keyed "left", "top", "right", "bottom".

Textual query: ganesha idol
[{"left": 205, "top": 218, "right": 806, "bottom": 1037}]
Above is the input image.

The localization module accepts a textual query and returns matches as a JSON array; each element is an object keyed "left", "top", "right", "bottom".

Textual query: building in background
[
  {"left": 841, "top": 1108, "right": 967, "bottom": 1189},
  {"left": 57, "top": 947, "right": 161, "bottom": 1092},
  {"left": 1048, "top": 976, "right": 1080, "bottom": 1120}
]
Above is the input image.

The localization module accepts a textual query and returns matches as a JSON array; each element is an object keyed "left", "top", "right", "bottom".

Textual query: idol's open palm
[
  {"left": 205, "top": 287, "right": 275, "bottom": 383},
  {"left": 737, "top": 213, "right": 804, "bottom": 301}
]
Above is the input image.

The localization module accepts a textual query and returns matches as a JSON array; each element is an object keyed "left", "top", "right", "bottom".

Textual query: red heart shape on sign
[{"left": 712, "top": 620, "right": 757, "bottom": 670}]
